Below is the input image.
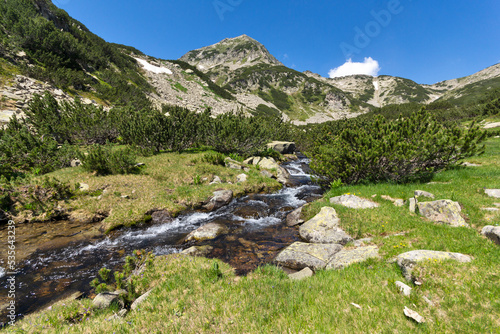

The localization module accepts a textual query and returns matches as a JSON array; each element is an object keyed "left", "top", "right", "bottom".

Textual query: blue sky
[{"left": 54, "top": 0, "right": 500, "bottom": 84}]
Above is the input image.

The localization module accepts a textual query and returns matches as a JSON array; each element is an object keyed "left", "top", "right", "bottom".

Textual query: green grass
[
  {"left": 30, "top": 150, "right": 280, "bottom": 232},
  {"left": 172, "top": 83, "right": 188, "bottom": 93},
  {"left": 7, "top": 139, "right": 500, "bottom": 333}
]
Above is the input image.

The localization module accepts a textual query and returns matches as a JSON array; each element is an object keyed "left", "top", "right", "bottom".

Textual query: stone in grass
[
  {"left": 260, "top": 170, "right": 275, "bottom": 179},
  {"left": 409, "top": 198, "right": 417, "bottom": 213},
  {"left": 131, "top": 290, "right": 152, "bottom": 311},
  {"left": 395, "top": 281, "right": 412, "bottom": 296},
  {"left": 258, "top": 157, "right": 279, "bottom": 170},
  {"left": 209, "top": 176, "right": 222, "bottom": 185},
  {"left": 274, "top": 242, "right": 342, "bottom": 270},
  {"left": 404, "top": 306, "right": 425, "bottom": 324},
  {"left": 396, "top": 250, "right": 472, "bottom": 281},
  {"left": 299, "top": 207, "right": 353, "bottom": 244},
  {"left": 381, "top": 195, "right": 405, "bottom": 207},
  {"left": 417, "top": 200, "right": 468, "bottom": 227},
  {"left": 181, "top": 245, "right": 214, "bottom": 257},
  {"left": 236, "top": 173, "right": 248, "bottom": 183},
  {"left": 463, "top": 162, "right": 481, "bottom": 167},
  {"left": 185, "top": 223, "right": 229, "bottom": 242},
  {"left": 92, "top": 292, "right": 124, "bottom": 309},
  {"left": 414, "top": 190, "right": 435, "bottom": 199},
  {"left": 288, "top": 267, "right": 314, "bottom": 280},
  {"left": 330, "top": 194, "right": 379, "bottom": 209},
  {"left": 481, "top": 226, "right": 500, "bottom": 245},
  {"left": 225, "top": 158, "right": 242, "bottom": 170},
  {"left": 485, "top": 189, "right": 500, "bottom": 198},
  {"left": 325, "top": 246, "right": 379, "bottom": 270},
  {"left": 394, "top": 199, "right": 405, "bottom": 207}
]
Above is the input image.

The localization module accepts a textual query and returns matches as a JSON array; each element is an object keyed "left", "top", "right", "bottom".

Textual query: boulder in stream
[
  {"left": 203, "top": 190, "right": 233, "bottom": 211},
  {"left": 185, "top": 223, "right": 229, "bottom": 242}
]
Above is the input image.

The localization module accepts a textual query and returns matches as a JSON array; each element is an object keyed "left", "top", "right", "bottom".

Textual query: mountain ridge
[{"left": 1, "top": 1, "right": 499, "bottom": 125}]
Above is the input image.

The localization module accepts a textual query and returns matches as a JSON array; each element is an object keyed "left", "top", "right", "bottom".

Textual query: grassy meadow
[
  {"left": 37, "top": 150, "right": 281, "bottom": 232},
  {"left": 6, "top": 137, "right": 500, "bottom": 333}
]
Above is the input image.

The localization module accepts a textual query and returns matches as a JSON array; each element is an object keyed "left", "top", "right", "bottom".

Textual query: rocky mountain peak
[{"left": 179, "top": 34, "right": 282, "bottom": 72}]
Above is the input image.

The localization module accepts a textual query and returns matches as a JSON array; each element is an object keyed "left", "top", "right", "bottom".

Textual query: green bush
[
  {"left": 25, "top": 92, "right": 119, "bottom": 145},
  {"left": 79, "top": 145, "right": 138, "bottom": 176},
  {"left": 204, "top": 111, "right": 269, "bottom": 156},
  {"left": 201, "top": 152, "right": 226, "bottom": 166},
  {"left": 0, "top": 116, "right": 77, "bottom": 178},
  {"left": 309, "top": 108, "right": 486, "bottom": 185}
]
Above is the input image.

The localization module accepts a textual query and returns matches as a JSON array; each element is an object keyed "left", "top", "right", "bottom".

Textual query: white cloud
[{"left": 329, "top": 57, "right": 380, "bottom": 78}]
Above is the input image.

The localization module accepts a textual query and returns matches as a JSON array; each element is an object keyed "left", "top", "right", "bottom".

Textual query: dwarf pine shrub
[{"left": 309, "top": 108, "right": 486, "bottom": 185}]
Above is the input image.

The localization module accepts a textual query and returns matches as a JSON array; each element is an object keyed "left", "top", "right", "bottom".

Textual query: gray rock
[
  {"left": 260, "top": 170, "right": 275, "bottom": 179},
  {"left": 404, "top": 307, "right": 425, "bottom": 324},
  {"left": 483, "top": 122, "right": 500, "bottom": 129},
  {"left": 70, "top": 159, "right": 81, "bottom": 167},
  {"left": 266, "top": 141, "right": 296, "bottom": 154},
  {"left": 414, "top": 190, "right": 435, "bottom": 199},
  {"left": 286, "top": 206, "right": 304, "bottom": 226},
  {"left": 288, "top": 267, "right": 314, "bottom": 280},
  {"left": 485, "top": 189, "right": 500, "bottom": 198},
  {"left": 181, "top": 245, "right": 214, "bottom": 256},
  {"left": 252, "top": 157, "right": 262, "bottom": 166},
  {"left": 417, "top": 200, "right": 468, "bottom": 227},
  {"left": 276, "top": 166, "right": 291, "bottom": 185},
  {"left": 151, "top": 210, "right": 173, "bottom": 224},
  {"left": 381, "top": 195, "right": 405, "bottom": 207},
  {"left": 396, "top": 250, "right": 472, "bottom": 281},
  {"left": 258, "top": 157, "right": 279, "bottom": 170},
  {"left": 118, "top": 309, "right": 128, "bottom": 317},
  {"left": 463, "top": 162, "right": 481, "bottom": 167},
  {"left": 203, "top": 190, "right": 233, "bottom": 211},
  {"left": 274, "top": 242, "right": 342, "bottom": 270},
  {"left": 79, "top": 183, "right": 90, "bottom": 191},
  {"left": 236, "top": 173, "right": 248, "bottom": 183},
  {"left": 209, "top": 176, "right": 222, "bottom": 185},
  {"left": 409, "top": 198, "right": 417, "bottom": 213},
  {"left": 299, "top": 206, "right": 353, "bottom": 244},
  {"left": 225, "top": 158, "right": 242, "bottom": 170},
  {"left": 395, "top": 281, "right": 412, "bottom": 296},
  {"left": 394, "top": 199, "right": 405, "bottom": 207},
  {"left": 325, "top": 246, "right": 379, "bottom": 270},
  {"left": 353, "top": 238, "right": 373, "bottom": 247},
  {"left": 243, "top": 157, "right": 254, "bottom": 164},
  {"left": 131, "top": 290, "right": 152, "bottom": 311},
  {"left": 481, "top": 226, "right": 500, "bottom": 245},
  {"left": 185, "top": 223, "right": 229, "bottom": 242},
  {"left": 92, "top": 292, "right": 123, "bottom": 309},
  {"left": 330, "top": 194, "right": 379, "bottom": 209}
]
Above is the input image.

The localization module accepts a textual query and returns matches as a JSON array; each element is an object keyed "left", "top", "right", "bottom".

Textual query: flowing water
[{"left": 0, "top": 157, "right": 322, "bottom": 324}]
